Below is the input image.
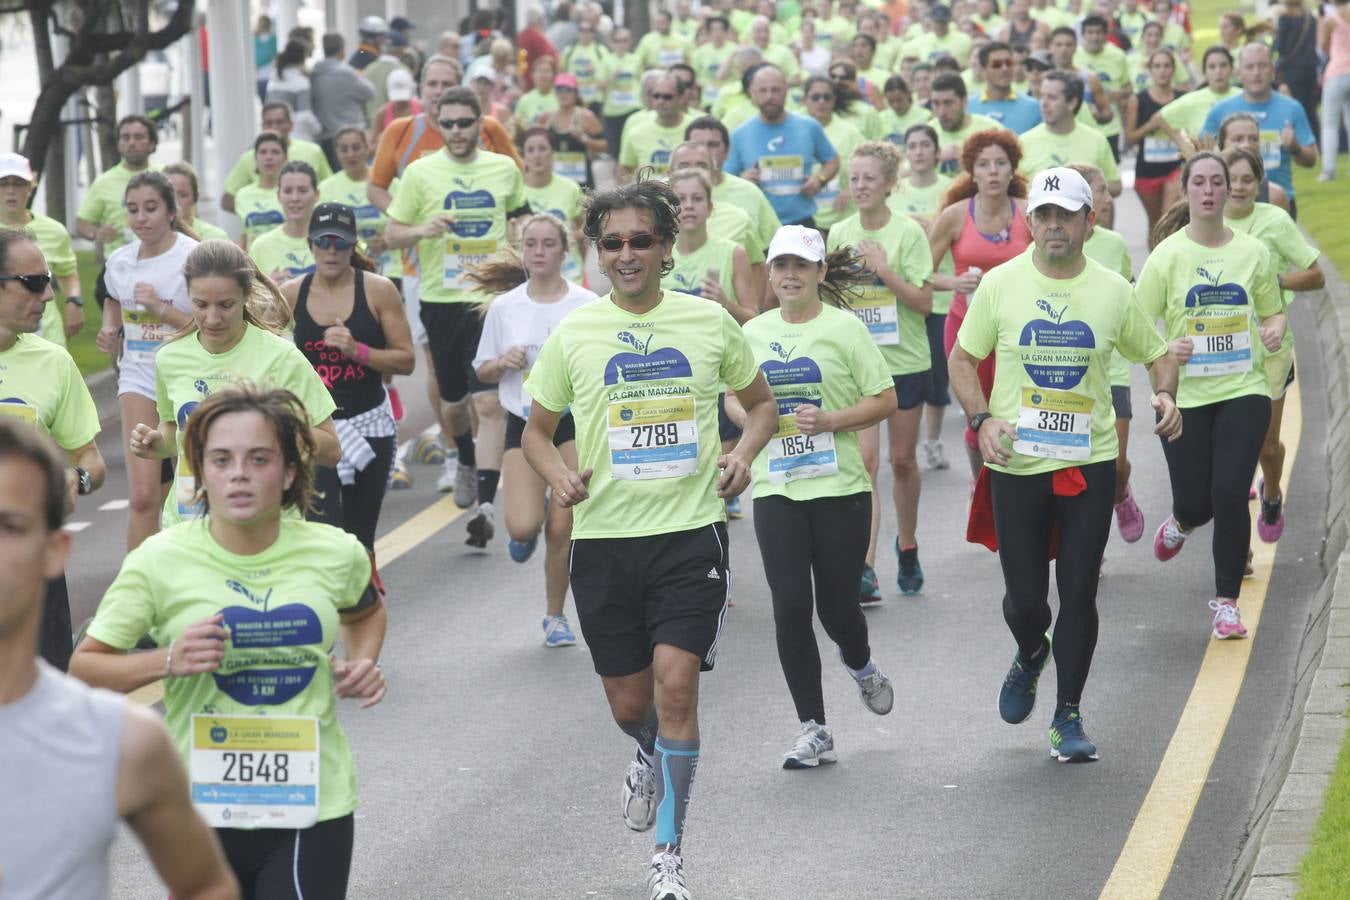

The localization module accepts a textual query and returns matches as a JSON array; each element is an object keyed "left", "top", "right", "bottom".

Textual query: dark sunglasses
[
  {"left": 807, "top": 92, "right": 836, "bottom": 102},
  {"left": 598, "top": 232, "right": 657, "bottom": 251},
  {"left": 829, "top": 70, "right": 850, "bottom": 79},
  {"left": 311, "top": 235, "right": 355, "bottom": 252},
  {"left": 0, "top": 272, "right": 51, "bottom": 293},
  {"left": 651, "top": 92, "right": 676, "bottom": 101},
  {"left": 986, "top": 58, "right": 1014, "bottom": 69},
  {"left": 439, "top": 116, "right": 479, "bottom": 131}
]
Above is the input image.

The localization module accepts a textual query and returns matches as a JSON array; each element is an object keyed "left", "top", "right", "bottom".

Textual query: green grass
[
  {"left": 1292, "top": 158, "right": 1350, "bottom": 278},
  {"left": 1298, "top": 711, "right": 1350, "bottom": 897},
  {"left": 68, "top": 250, "right": 112, "bottom": 377}
]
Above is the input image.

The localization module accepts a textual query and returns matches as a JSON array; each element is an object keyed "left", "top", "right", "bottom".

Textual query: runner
[
  {"left": 73, "top": 385, "right": 387, "bottom": 899},
  {"left": 1159, "top": 46, "right": 1239, "bottom": 141},
  {"left": 879, "top": 76, "right": 934, "bottom": 147},
  {"left": 968, "top": 42, "right": 1043, "bottom": 134},
  {"left": 249, "top": 161, "right": 320, "bottom": 285},
  {"left": 600, "top": 29, "right": 645, "bottom": 157},
  {"left": 1137, "top": 152, "right": 1286, "bottom": 640},
  {"left": 1213, "top": 113, "right": 1293, "bottom": 213},
  {"left": 1019, "top": 72, "right": 1122, "bottom": 196},
  {"left": 164, "top": 162, "right": 230, "bottom": 243},
  {"left": 950, "top": 167, "right": 1180, "bottom": 762},
  {"left": 0, "top": 419, "right": 237, "bottom": 900},
  {"left": 318, "top": 127, "right": 400, "bottom": 285},
  {"left": 825, "top": 142, "right": 934, "bottom": 601},
  {"left": 470, "top": 215, "right": 597, "bottom": 647},
  {"left": 233, "top": 132, "right": 288, "bottom": 251},
  {"left": 1123, "top": 48, "right": 1186, "bottom": 237},
  {"left": 927, "top": 73, "right": 1004, "bottom": 176},
  {"left": 520, "top": 127, "right": 588, "bottom": 285},
  {"left": 0, "top": 153, "right": 83, "bottom": 346},
  {"left": 928, "top": 128, "right": 1033, "bottom": 478},
  {"left": 516, "top": 56, "right": 562, "bottom": 129},
  {"left": 521, "top": 179, "right": 777, "bottom": 900},
  {"left": 800, "top": 75, "right": 868, "bottom": 234},
  {"left": 76, "top": 115, "right": 158, "bottom": 256},
  {"left": 127, "top": 239, "right": 339, "bottom": 528},
  {"left": 537, "top": 73, "right": 608, "bottom": 191},
  {"left": 281, "top": 203, "right": 414, "bottom": 554},
  {"left": 619, "top": 71, "right": 696, "bottom": 181},
  {"left": 683, "top": 114, "right": 781, "bottom": 258},
  {"left": 561, "top": 18, "right": 610, "bottom": 114},
  {"left": 1073, "top": 15, "right": 1131, "bottom": 162},
  {"left": 385, "top": 87, "right": 530, "bottom": 516},
  {"left": 823, "top": 60, "right": 883, "bottom": 141},
  {"left": 0, "top": 229, "right": 106, "bottom": 671},
  {"left": 738, "top": 225, "right": 898, "bottom": 768},
  {"left": 1221, "top": 146, "right": 1323, "bottom": 545},
  {"left": 221, "top": 102, "right": 332, "bottom": 215}
]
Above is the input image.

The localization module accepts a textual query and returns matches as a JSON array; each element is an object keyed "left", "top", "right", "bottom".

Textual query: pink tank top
[
  {"left": 382, "top": 98, "right": 422, "bottom": 129},
  {"left": 949, "top": 196, "right": 1033, "bottom": 317},
  {"left": 1326, "top": 13, "right": 1350, "bottom": 84}
]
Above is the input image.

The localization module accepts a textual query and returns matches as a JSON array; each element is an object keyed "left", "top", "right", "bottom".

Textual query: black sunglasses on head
[
  {"left": 439, "top": 116, "right": 479, "bottom": 131},
  {"left": 0, "top": 272, "right": 51, "bottom": 293}
]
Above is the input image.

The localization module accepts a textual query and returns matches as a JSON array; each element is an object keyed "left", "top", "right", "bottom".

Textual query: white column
[
  {"left": 118, "top": 67, "right": 143, "bottom": 119},
  {"left": 385, "top": 0, "right": 408, "bottom": 17},
  {"left": 275, "top": 0, "right": 299, "bottom": 45},
  {"left": 181, "top": 13, "right": 206, "bottom": 179},
  {"left": 334, "top": 0, "right": 358, "bottom": 47},
  {"left": 56, "top": 33, "right": 79, "bottom": 228},
  {"left": 207, "top": 0, "right": 257, "bottom": 208}
]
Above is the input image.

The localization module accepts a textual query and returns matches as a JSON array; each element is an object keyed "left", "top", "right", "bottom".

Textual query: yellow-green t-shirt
[
  {"left": 635, "top": 32, "right": 691, "bottom": 69},
  {"left": 515, "top": 89, "right": 561, "bottom": 128},
  {"left": 524, "top": 174, "right": 586, "bottom": 283},
  {"left": 248, "top": 228, "right": 315, "bottom": 282},
  {"left": 620, "top": 114, "right": 695, "bottom": 175},
  {"left": 76, "top": 161, "right": 157, "bottom": 253},
  {"left": 385, "top": 150, "right": 527, "bottom": 304},
  {"left": 224, "top": 139, "right": 333, "bottom": 197},
  {"left": 1134, "top": 228, "right": 1283, "bottom": 408},
  {"left": 563, "top": 43, "right": 610, "bottom": 106},
  {"left": 880, "top": 106, "right": 935, "bottom": 147},
  {"left": 524, "top": 291, "right": 759, "bottom": 539},
  {"left": 1018, "top": 122, "right": 1121, "bottom": 183},
  {"left": 826, "top": 211, "right": 934, "bottom": 376},
  {"left": 191, "top": 218, "right": 230, "bottom": 243},
  {"left": 814, "top": 118, "right": 868, "bottom": 230},
  {"left": 706, "top": 203, "right": 765, "bottom": 265},
  {"left": 87, "top": 518, "right": 372, "bottom": 823},
  {"left": 663, "top": 236, "right": 739, "bottom": 303},
  {"left": 0, "top": 333, "right": 99, "bottom": 448},
  {"left": 25, "top": 214, "right": 78, "bottom": 346},
  {"left": 600, "top": 53, "right": 644, "bottom": 116},
  {"left": 888, "top": 174, "right": 954, "bottom": 314},
  {"left": 691, "top": 42, "right": 736, "bottom": 108},
  {"left": 235, "top": 182, "right": 285, "bottom": 244},
  {"left": 1082, "top": 226, "right": 1136, "bottom": 386},
  {"left": 907, "top": 30, "right": 975, "bottom": 66},
  {"left": 712, "top": 173, "right": 780, "bottom": 255},
  {"left": 957, "top": 249, "right": 1167, "bottom": 474},
  {"left": 1159, "top": 87, "right": 1241, "bottom": 139},
  {"left": 743, "top": 304, "right": 893, "bottom": 500},
  {"left": 318, "top": 170, "right": 399, "bottom": 278},
  {"left": 1074, "top": 47, "right": 1129, "bottom": 137}
]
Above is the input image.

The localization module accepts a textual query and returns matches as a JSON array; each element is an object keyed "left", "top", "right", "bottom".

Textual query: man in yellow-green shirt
[
  {"left": 929, "top": 73, "right": 1006, "bottom": 175},
  {"left": 1019, "top": 72, "right": 1122, "bottom": 195},
  {"left": 618, "top": 72, "right": 696, "bottom": 181},
  {"left": 75, "top": 115, "right": 158, "bottom": 255},
  {"left": 220, "top": 102, "right": 332, "bottom": 215}
]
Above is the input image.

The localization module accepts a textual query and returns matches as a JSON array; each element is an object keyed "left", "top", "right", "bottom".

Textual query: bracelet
[
  {"left": 164, "top": 638, "right": 175, "bottom": 678},
  {"left": 353, "top": 342, "right": 371, "bottom": 365}
]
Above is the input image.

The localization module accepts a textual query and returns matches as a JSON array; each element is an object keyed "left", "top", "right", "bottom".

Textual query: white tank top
[{"left": 0, "top": 661, "right": 125, "bottom": 899}]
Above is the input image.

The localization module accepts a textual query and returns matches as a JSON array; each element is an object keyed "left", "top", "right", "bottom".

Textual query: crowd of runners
[{"left": 0, "top": 0, "right": 1344, "bottom": 896}]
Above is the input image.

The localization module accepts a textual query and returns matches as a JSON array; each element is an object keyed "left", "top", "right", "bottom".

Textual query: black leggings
[
  {"left": 311, "top": 435, "right": 397, "bottom": 550},
  {"left": 40, "top": 575, "right": 71, "bottom": 671},
  {"left": 216, "top": 814, "right": 354, "bottom": 900},
  {"left": 1159, "top": 393, "right": 1271, "bottom": 599},
  {"left": 990, "top": 460, "right": 1115, "bottom": 709},
  {"left": 753, "top": 492, "right": 873, "bottom": 725}
]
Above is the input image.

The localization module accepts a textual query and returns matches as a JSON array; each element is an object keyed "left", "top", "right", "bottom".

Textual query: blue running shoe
[
  {"left": 726, "top": 495, "right": 744, "bottom": 519},
  {"left": 543, "top": 615, "right": 577, "bottom": 648},
  {"left": 860, "top": 565, "right": 882, "bottom": 606},
  {"left": 508, "top": 535, "right": 539, "bottom": 563},
  {"left": 999, "top": 634, "right": 1051, "bottom": 724},
  {"left": 1049, "top": 706, "right": 1099, "bottom": 762},
  {"left": 895, "top": 540, "right": 924, "bottom": 596}
]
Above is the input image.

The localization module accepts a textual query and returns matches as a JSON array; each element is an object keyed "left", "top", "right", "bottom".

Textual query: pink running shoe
[
  {"left": 1209, "top": 599, "right": 1248, "bottom": 640},
  {"left": 1114, "top": 487, "right": 1145, "bottom": 543},
  {"left": 1257, "top": 481, "right": 1285, "bottom": 543},
  {"left": 1153, "top": 516, "right": 1189, "bottom": 561}
]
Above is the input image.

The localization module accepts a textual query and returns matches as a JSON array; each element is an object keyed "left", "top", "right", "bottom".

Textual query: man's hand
[
  {"left": 552, "top": 467, "right": 593, "bottom": 508},
  {"left": 977, "top": 417, "right": 1017, "bottom": 466},
  {"left": 421, "top": 215, "right": 456, "bottom": 240},
  {"left": 1168, "top": 337, "right": 1194, "bottom": 364},
  {"left": 1152, "top": 393, "right": 1183, "bottom": 442},
  {"left": 716, "top": 451, "right": 752, "bottom": 498}
]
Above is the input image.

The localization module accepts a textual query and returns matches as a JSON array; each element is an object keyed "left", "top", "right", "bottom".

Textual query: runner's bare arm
[
  {"left": 312, "top": 417, "right": 341, "bottom": 467},
  {"left": 722, "top": 372, "right": 777, "bottom": 497},
  {"left": 523, "top": 403, "right": 592, "bottom": 507}
]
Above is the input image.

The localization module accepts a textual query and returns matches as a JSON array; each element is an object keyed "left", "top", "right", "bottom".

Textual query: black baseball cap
[{"left": 309, "top": 203, "right": 357, "bottom": 242}]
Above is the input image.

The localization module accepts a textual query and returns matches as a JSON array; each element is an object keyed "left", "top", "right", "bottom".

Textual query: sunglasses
[
  {"left": 651, "top": 92, "right": 676, "bottom": 101},
  {"left": 439, "top": 116, "right": 479, "bottom": 131},
  {"left": 311, "top": 235, "right": 355, "bottom": 251},
  {"left": 986, "top": 59, "right": 1014, "bottom": 69},
  {"left": 597, "top": 232, "right": 658, "bottom": 251},
  {"left": 829, "top": 71, "right": 849, "bottom": 79},
  {"left": 0, "top": 272, "right": 51, "bottom": 293},
  {"left": 807, "top": 93, "right": 835, "bottom": 102}
]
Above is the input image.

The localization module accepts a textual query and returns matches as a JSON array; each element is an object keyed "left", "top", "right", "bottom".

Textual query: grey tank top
[{"left": 0, "top": 661, "right": 125, "bottom": 899}]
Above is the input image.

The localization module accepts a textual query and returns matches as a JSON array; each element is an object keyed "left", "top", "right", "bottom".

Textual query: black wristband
[
  {"left": 65, "top": 295, "right": 84, "bottom": 307},
  {"left": 969, "top": 411, "right": 993, "bottom": 433}
]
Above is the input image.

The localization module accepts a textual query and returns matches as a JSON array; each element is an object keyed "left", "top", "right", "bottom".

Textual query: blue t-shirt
[
  {"left": 1200, "top": 92, "right": 1314, "bottom": 198},
  {"left": 968, "top": 93, "right": 1043, "bottom": 134},
  {"left": 725, "top": 113, "right": 838, "bottom": 226}
]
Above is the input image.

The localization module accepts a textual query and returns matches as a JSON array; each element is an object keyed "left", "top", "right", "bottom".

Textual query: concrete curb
[
  {"left": 1236, "top": 242, "right": 1350, "bottom": 899},
  {"left": 86, "top": 367, "right": 119, "bottom": 424}
]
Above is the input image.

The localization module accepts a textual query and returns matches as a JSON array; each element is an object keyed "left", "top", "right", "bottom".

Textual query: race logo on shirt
[
  {"left": 444, "top": 177, "right": 497, "bottom": 238},
  {"left": 760, "top": 343, "right": 823, "bottom": 410},
  {"left": 214, "top": 578, "right": 323, "bottom": 706},
  {"left": 1184, "top": 266, "right": 1248, "bottom": 308},
  {"left": 604, "top": 330, "right": 693, "bottom": 384},
  {"left": 1019, "top": 296, "right": 1095, "bottom": 389}
]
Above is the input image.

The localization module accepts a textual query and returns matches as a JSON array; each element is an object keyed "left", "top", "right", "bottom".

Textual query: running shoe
[
  {"left": 896, "top": 540, "right": 924, "bottom": 596},
  {"left": 1152, "top": 516, "right": 1189, "bottom": 562},
  {"left": 1049, "top": 707, "right": 1099, "bottom": 762},
  {"left": 999, "top": 634, "right": 1051, "bottom": 725},
  {"left": 923, "top": 439, "right": 951, "bottom": 470},
  {"left": 413, "top": 431, "right": 447, "bottom": 465},
  {"left": 542, "top": 615, "right": 576, "bottom": 647},
  {"left": 388, "top": 457, "right": 413, "bottom": 490},
  {"left": 453, "top": 463, "right": 477, "bottom": 508},
  {"left": 859, "top": 565, "right": 883, "bottom": 606},
  {"left": 465, "top": 502, "right": 495, "bottom": 548},
  {"left": 1258, "top": 484, "right": 1285, "bottom": 543},
  {"left": 782, "top": 720, "right": 837, "bottom": 769},
  {"left": 843, "top": 654, "right": 894, "bottom": 715},
  {"left": 434, "top": 460, "right": 457, "bottom": 493},
  {"left": 622, "top": 754, "right": 657, "bottom": 832},
  {"left": 647, "top": 850, "right": 691, "bottom": 900},
  {"left": 726, "top": 495, "right": 743, "bottom": 519},
  {"left": 1209, "top": 599, "right": 1249, "bottom": 640},
  {"left": 508, "top": 535, "right": 539, "bottom": 563},
  {"left": 1114, "top": 486, "right": 1144, "bottom": 543}
]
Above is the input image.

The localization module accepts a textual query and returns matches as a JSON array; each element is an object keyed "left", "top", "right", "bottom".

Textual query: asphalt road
[{"left": 84, "top": 188, "right": 1328, "bottom": 900}]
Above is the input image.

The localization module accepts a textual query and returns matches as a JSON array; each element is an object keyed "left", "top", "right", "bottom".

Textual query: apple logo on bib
[
  {"left": 444, "top": 187, "right": 496, "bottom": 238},
  {"left": 1019, "top": 298, "right": 1095, "bottom": 389},
  {"left": 212, "top": 579, "right": 323, "bottom": 705},
  {"left": 604, "top": 331, "right": 693, "bottom": 383},
  {"left": 1185, "top": 266, "right": 1248, "bottom": 309}
]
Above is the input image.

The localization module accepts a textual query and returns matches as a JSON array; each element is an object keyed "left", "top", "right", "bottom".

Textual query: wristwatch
[
  {"left": 74, "top": 466, "right": 92, "bottom": 496},
  {"left": 969, "top": 412, "right": 993, "bottom": 434},
  {"left": 65, "top": 295, "right": 84, "bottom": 307}
]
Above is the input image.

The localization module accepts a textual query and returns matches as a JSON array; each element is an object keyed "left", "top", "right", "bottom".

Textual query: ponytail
[
  {"left": 466, "top": 249, "right": 529, "bottom": 311},
  {"left": 125, "top": 170, "right": 199, "bottom": 242}
]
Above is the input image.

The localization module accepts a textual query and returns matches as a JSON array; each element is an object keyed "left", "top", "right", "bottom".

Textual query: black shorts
[
  {"left": 893, "top": 371, "right": 932, "bottom": 412},
  {"left": 217, "top": 813, "right": 354, "bottom": 899},
  {"left": 419, "top": 302, "right": 490, "bottom": 403},
  {"left": 569, "top": 522, "right": 731, "bottom": 678},
  {"left": 1111, "top": 384, "right": 1132, "bottom": 420},
  {"left": 504, "top": 411, "right": 576, "bottom": 451},
  {"left": 1107, "top": 132, "right": 1121, "bottom": 163},
  {"left": 923, "top": 313, "right": 950, "bottom": 406},
  {"left": 717, "top": 393, "right": 743, "bottom": 443}
]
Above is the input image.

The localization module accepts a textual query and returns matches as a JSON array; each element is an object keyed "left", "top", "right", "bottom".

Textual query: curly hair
[
  {"left": 582, "top": 175, "right": 680, "bottom": 277},
  {"left": 943, "top": 129, "right": 1028, "bottom": 206}
]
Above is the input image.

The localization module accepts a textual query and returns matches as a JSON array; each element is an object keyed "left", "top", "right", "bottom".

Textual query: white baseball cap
[
  {"left": 1026, "top": 167, "right": 1094, "bottom": 214},
  {"left": 766, "top": 225, "right": 827, "bottom": 264},
  {"left": 387, "top": 68, "right": 416, "bottom": 102},
  {"left": 0, "top": 153, "right": 34, "bottom": 183}
]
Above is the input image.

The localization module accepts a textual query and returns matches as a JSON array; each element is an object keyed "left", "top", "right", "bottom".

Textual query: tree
[{"left": 14, "top": 0, "right": 195, "bottom": 221}]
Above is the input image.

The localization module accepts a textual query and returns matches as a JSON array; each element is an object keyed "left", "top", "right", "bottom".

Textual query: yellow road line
[{"left": 1100, "top": 374, "right": 1303, "bottom": 899}]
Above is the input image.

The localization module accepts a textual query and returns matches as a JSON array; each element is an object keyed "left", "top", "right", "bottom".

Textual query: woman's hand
[
  {"left": 323, "top": 320, "right": 357, "bottom": 357},
  {"left": 498, "top": 346, "right": 528, "bottom": 370},
  {"left": 129, "top": 423, "right": 164, "bottom": 459},
  {"left": 332, "top": 657, "right": 387, "bottom": 708},
  {"left": 132, "top": 282, "right": 162, "bottom": 311},
  {"left": 1168, "top": 337, "right": 1194, "bottom": 364},
  {"left": 96, "top": 326, "right": 121, "bottom": 354},
  {"left": 794, "top": 404, "right": 834, "bottom": 436},
  {"left": 168, "top": 614, "right": 229, "bottom": 677}
]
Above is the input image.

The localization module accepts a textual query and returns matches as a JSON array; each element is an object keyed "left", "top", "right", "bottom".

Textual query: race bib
[
  {"left": 766, "top": 412, "right": 838, "bottom": 483},
  {"left": 658, "top": 47, "right": 685, "bottom": 66},
  {"left": 0, "top": 400, "right": 38, "bottom": 426},
  {"left": 555, "top": 151, "right": 588, "bottom": 184},
  {"left": 759, "top": 155, "right": 805, "bottom": 197},
  {"left": 175, "top": 455, "right": 203, "bottom": 519},
  {"left": 1186, "top": 314, "right": 1251, "bottom": 376},
  {"left": 608, "top": 395, "right": 698, "bottom": 479},
  {"left": 1258, "top": 130, "right": 1282, "bottom": 170},
  {"left": 443, "top": 237, "right": 496, "bottom": 290},
  {"left": 813, "top": 177, "right": 842, "bottom": 213},
  {"left": 610, "top": 88, "right": 637, "bottom": 108},
  {"left": 1014, "top": 387, "right": 1094, "bottom": 461},
  {"left": 580, "top": 83, "right": 601, "bottom": 102},
  {"left": 1143, "top": 136, "right": 1180, "bottom": 164},
  {"left": 850, "top": 288, "right": 899, "bottom": 346},
  {"left": 123, "top": 309, "right": 171, "bottom": 366},
  {"left": 190, "top": 715, "right": 320, "bottom": 829}
]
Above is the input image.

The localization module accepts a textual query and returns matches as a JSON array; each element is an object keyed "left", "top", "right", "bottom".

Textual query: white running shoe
[
  {"left": 647, "top": 850, "right": 691, "bottom": 900},
  {"left": 923, "top": 439, "right": 950, "bottom": 470},
  {"left": 453, "top": 463, "right": 477, "bottom": 508},
  {"left": 622, "top": 754, "right": 657, "bottom": 832},
  {"left": 782, "top": 720, "right": 837, "bottom": 769},
  {"left": 435, "top": 459, "right": 457, "bottom": 493},
  {"left": 465, "top": 502, "right": 495, "bottom": 548}
]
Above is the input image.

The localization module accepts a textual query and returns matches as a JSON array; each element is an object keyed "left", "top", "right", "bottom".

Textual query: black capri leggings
[
  {"left": 1159, "top": 393, "right": 1271, "bottom": 599},
  {"left": 311, "top": 435, "right": 397, "bottom": 550},
  {"left": 990, "top": 460, "right": 1115, "bottom": 710},
  {"left": 217, "top": 814, "right": 354, "bottom": 899},
  {"left": 753, "top": 491, "right": 873, "bottom": 725}
]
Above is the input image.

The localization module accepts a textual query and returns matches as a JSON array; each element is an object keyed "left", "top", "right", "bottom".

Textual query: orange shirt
[{"left": 370, "top": 113, "right": 521, "bottom": 190}]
